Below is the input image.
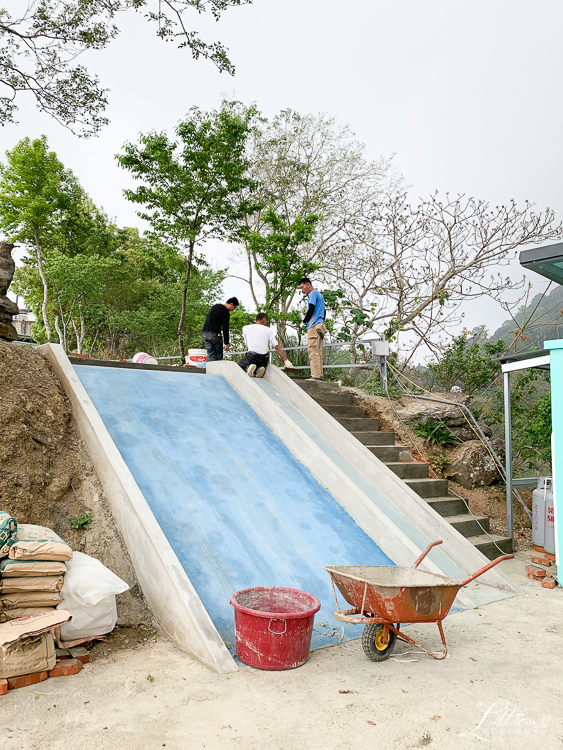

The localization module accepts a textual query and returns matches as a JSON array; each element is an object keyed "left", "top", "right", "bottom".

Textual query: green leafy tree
[
  {"left": 0, "top": 135, "right": 82, "bottom": 340},
  {"left": 516, "top": 393, "right": 552, "bottom": 470},
  {"left": 0, "top": 1, "right": 251, "bottom": 136},
  {"left": 238, "top": 208, "right": 320, "bottom": 337},
  {"left": 427, "top": 329, "right": 506, "bottom": 394},
  {"left": 14, "top": 227, "right": 226, "bottom": 357},
  {"left": 117, "top": 102, "right": 258, "bottom": 356}
]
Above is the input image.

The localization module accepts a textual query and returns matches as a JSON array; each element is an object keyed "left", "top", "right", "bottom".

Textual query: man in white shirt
[{"left": 239, "top": 313, "right": 294, "bottom": 377}]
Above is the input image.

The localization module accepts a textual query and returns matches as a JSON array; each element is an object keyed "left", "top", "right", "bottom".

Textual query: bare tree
[
  {"left": 321, "top": 192, "right": 563, "bottom": 363},
  {"left": 234, "top": 110, "right": 399, "bottom": 337}
]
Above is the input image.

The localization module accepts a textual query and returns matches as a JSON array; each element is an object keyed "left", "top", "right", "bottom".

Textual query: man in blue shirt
[{"left": 298, "top": 278, "right": 326, "bottom": 380}]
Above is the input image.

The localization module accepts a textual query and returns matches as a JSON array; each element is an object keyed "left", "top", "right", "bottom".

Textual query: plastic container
[
  {"left": 132, "top": 352, "right": 158, "bottom": 366},
  {"left": 230, "top": 586, "right": 320, "bottom": 670},
  {"left": 185, "top": 349, "right": 207, "bottom": 368}
]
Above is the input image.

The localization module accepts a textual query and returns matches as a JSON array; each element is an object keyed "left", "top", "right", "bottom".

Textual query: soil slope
[{"left": 0, "top": 340, "right": 152, "bottom": 626}]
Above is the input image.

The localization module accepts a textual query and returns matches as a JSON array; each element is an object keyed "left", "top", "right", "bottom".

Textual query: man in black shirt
[{"left": 201, "top": 297, "right": 239, "bottom": 362}]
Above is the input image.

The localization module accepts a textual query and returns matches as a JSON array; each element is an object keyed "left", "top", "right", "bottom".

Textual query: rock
[
  {"left": 450, "top": 422, "right": 493, "bottom": 442},
  {"left": 0, "top": 242, "right": 18, "bottom": 341},
  {"left": 445, "top": 439, "right": 505, "bottom": 488},
  {"left": 390, "top": 393, "right": 470, "bottom": 428},
  {"left": 45, "top": 473, "right": 72, "bottom": 502}
]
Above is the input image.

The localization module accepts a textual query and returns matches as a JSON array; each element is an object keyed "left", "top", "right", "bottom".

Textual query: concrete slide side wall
[
  {"left": 207, "top": 362, "right": 519, "bottom": 605},
  {"left": 39, "top": 344, "right": 237, "bottom": 674}
]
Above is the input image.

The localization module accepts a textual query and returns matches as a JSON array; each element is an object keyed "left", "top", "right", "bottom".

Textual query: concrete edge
[
  {"left": 39, "top": 344, "right": 237, "bottom": 674},
  {"left": 263, "top": 366, "right": 520, "bottom": 597}
]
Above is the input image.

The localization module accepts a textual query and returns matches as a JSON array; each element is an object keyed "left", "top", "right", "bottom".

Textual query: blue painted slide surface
[{"left": 74, "top": 366, "right": 394, "bottom": 651}]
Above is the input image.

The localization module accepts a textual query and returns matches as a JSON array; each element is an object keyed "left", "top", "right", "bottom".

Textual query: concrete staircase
[{"left": 295, "top": 379, "right": 513, "bottom": 560}]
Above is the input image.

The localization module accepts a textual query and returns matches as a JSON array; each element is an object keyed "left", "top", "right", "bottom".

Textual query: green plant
[
  {"left": 71, "top": 512, "right": 93, "bottom": 530},
  {"left": 359, "top": 368, "right": 403, "bottom": 399},
  {"left": 427, "top": 329, "right": 506, "bottom": 394},
  {"left": 414, "top": 420, "right": 458, "bottom": 446},
  {"left": 516, "top": 392, "right": 552, "bottom": 470},
  {"left": 429, "top": 454, "right": 451, "bottom": 476}
]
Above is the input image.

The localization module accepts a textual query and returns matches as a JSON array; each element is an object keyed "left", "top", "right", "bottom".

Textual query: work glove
[
  {"left": 284, "top": 360, "right": 295, "bottom": 369},
  {"left": 299, "top": 322, "right": 306, "bottom": 328}
]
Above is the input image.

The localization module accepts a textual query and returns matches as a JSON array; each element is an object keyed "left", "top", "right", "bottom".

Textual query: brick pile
[
  {"left": 0, "top": 647, "right": 90, "bottom": 693},
  {"left": 525, "top": 556, "right": 559, "bottom": 590}
]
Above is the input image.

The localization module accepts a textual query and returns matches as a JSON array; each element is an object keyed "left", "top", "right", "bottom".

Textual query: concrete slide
[{"left": 40, "top": 345, "right": 519, "bottom": 673}]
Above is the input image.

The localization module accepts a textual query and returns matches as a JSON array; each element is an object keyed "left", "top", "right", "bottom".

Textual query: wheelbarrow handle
[
  {"left": 460, "top": 554, "right": 514, "bottom": 587},
  {"left": 412, "top": 540, "right": 443, "bottom": 569}
]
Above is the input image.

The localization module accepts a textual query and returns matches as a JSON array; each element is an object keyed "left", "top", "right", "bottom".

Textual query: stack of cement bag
[{"left": 0, "top": 523, "right": 72, "bottom": 621}]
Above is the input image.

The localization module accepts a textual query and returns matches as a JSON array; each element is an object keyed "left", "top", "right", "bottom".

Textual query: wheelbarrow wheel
[{"left": 362, "top": 623, "right": 396, "bottom": 661}]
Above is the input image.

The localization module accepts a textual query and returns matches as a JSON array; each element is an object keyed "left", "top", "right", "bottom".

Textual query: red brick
[
  {"left": 544, "top": 552, "right": 556, "bottom": 562},
  {"left": 527, "top": 572, "right": 543, "bottom": 580},
  {"left": 55, "top": 648, "right": 71, "bottom": 660},
  {"left": 0, "top": 679, "right": 7, "bottom": 695},
  {"left": 531, "top": 556, "right": 552, "bottom": 566},
  {"left": 542, "top": 577, "right": 558, "bottom": 589},
  {"left": 525, "top": 566, "right": 547, "bottom": 578},
  {"left": 7, "top": 671, "right": 49, "bottom": 690},
  {"left": 48, "top": 658, "right": 82, "bottom": 677},
  {"left": 533, "top": 545, "right": 545, "bottom": 553},
  {"left": 68, "top": 647, "right": 90, "bottom": 664}
]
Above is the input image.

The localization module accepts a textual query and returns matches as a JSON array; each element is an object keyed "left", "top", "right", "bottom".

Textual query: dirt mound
[{"left": 0, "top": 340, "right": 152, "bottom": 626}]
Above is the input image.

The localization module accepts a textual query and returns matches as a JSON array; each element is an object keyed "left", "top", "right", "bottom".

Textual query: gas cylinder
[
  {"left": 541, "top": 477, "right": 555, "bottom": 556},
  {"left": 532, "top": 477, "right": 550, "bottom": 552}
]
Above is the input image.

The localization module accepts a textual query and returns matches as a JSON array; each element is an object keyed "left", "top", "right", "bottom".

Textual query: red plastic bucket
[{"left": 230, "top": 587, "right": 321, "bottom": 670}]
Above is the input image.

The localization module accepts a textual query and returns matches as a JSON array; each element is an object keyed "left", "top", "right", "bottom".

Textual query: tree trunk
[
  {"left": 177, "top": 240, "right": 195, "bottom": 360},
  {"left": 54, "top": 315, "right": 64, "bottom": 350},
  {"left": 89, "top": 324, "right": 100, "bottom": 358},
  {"left": 34, "top": 227, "right": 51, "bottom": 341},
  {"left": 73, "top": 307, "right": 86, "bottom": 354}
]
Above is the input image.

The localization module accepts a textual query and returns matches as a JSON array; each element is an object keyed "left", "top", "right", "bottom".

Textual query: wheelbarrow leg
[{"left": 389, "top": 621, "right": 448, "bottom": 660}]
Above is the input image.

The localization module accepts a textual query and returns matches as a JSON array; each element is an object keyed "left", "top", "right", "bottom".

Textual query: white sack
[{"left": 57, "top": 552, "right": 129, "bottom": 640}]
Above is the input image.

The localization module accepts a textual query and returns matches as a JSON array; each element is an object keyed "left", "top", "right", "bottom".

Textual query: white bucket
[
  {"left": 186, "top": 349, "right": 208, "bottom": 368},
  {"left": 132, "top": 352, "right": 159, "bottom": 366}
]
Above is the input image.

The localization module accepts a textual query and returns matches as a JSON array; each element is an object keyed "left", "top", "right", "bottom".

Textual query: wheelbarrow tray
[{"left": 324, "top": 565, "right": 462, "bottom": 623}]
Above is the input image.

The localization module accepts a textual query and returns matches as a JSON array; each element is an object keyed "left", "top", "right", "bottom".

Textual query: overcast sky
[{"left": 4, "top": 0, "right": 562, "bottom": 339}]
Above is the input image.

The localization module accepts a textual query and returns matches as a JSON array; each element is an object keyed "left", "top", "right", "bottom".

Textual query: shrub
[{"left": 414, "top": 420, "right": 458, "bottom": 446}]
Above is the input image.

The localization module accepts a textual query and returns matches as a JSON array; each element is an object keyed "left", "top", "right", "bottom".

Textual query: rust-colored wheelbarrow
[{"left": 324, "top": 540, "right": 513, "bottom": 661}]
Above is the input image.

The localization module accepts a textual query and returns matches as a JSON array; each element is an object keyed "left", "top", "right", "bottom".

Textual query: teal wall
[{"left": 544, "top": 340, "right": 561, "bottom": 564}]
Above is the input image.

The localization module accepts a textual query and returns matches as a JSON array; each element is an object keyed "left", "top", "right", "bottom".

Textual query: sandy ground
[{"left": 0, "top": 553, "right": 560, "bottom": 750}]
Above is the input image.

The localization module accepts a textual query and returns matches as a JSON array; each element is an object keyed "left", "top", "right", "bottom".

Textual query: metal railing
[{"left": 154, "top": 336, "right": 390, "bottom": 389}]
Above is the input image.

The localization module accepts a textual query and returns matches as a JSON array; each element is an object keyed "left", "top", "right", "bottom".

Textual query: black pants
[
  {"left": 202, "top": 331, "right": 223, "bottom": 361},
  {"left": 238, "top": 351, "right": 269, "bottom": 373}
]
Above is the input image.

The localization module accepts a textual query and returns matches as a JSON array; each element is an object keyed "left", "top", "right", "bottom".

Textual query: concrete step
[
  {"left": 367, "top": 444, "right": 412, "bottom": 461},
  {"left": 337, "top": 417, "right": 382, "bottom": 432},
  {"left": 466, "top": 534, "right": 514, "bottom": 560},
  {"left": 313, "top": 393, "right": 355, "bottom": 406},
  {"left": 405, "top": 477, "right": 449, "bottom": 498},
  {"left": 444, "top": 513, "right": 490, "bottom": 538},
  {"left": 425, "top": 496, "right": 468, "bottom": 517},
  {"left": 351, "top": 431, "right": 395, "bottom": 445},
  {"left": 296, "top": 381, "right": 340, "bottom": 394},
  {"left": 321, "top": 404, "right": 367, "bottom": 419},
  {"left": 386, "top": 462, "right": 429, "bottom": 479}
]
